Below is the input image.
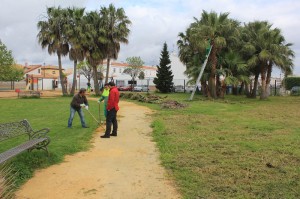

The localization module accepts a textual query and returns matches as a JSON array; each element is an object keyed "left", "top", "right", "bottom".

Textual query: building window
[
  {"left": 113, "top": 68, "right": 116, "bottom": 73},
  {"left": 119, "top": 68, "right": 122, "bottom": 73},
  {"left": 38, "top": 69, "right": 40, "bottom": 73},
  {"left": 52, "top": 71, "right": 56, "bottom": 74}
]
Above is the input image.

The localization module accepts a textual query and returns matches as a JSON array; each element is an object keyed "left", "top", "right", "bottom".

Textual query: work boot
[
  {"left": 100, "top": 134, "right": 110, "bottom": 138},
  {"left": 110, "top": 133, "right": 117, "bottom": 136}
]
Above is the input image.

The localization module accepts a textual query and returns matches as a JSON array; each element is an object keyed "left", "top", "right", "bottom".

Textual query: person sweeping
[
  {"left": 68, "top": 88, "right": 89, "bottom": 128},
  {"left": 98, "top": 83, "right": 110, "bottom": 119}
]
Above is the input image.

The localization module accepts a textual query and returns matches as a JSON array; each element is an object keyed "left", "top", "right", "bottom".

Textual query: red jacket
[{"left": 107, "top": 86, "right": 120, "bottom": 111}]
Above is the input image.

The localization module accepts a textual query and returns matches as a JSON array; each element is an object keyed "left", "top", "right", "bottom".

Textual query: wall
[{"left": 170, "top": 53, "right": 189, "bottom": 81}]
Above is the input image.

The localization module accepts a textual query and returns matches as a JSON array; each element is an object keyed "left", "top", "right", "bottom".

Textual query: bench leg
[{"left": 29, "top": 147, "right": 49, "bottom": 156}]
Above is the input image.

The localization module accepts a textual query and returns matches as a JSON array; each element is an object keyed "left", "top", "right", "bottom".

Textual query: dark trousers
[{"left": 105, "top": 108, "right": 118, "bottom": 136}]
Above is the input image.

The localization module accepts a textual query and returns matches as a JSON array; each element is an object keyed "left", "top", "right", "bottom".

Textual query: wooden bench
[
  {"left": 17, "top": 91, "right": 41, "bottom": 98},
  {"left": 0, "top": 119, "right": 50, "bottom": 164}
]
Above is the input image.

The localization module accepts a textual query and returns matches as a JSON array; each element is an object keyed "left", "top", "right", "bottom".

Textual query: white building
[
  {"left": 24, "top": 64, "right": 70, "bottom": 90},
  {"left": 104, "top": 61, "right": 157, "bottom": 87},
  {"left": 169, "top": 52, "right": 190, "bottom": 86},
  {"left": 68, "top": 54, "right": 190, "bottom": 90}
]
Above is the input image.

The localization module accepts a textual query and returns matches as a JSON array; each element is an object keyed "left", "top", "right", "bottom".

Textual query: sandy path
[{"left": 15, "top": 101, "right": 181, "bottom": 199}]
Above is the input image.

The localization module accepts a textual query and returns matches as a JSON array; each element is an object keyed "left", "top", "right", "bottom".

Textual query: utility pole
[{"left": 189, "top": 45, "right": 213, "bottom": 101}]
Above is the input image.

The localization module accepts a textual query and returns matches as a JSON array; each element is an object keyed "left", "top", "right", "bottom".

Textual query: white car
[
  {"left": 133, "top": 85, "right": 149, "bottom": 92},
  {"left": 174, "top": 85, "right": 185, "bottom": 92},
  {"left": 186, "top": 85, "right": 201, "bottom": 93}
]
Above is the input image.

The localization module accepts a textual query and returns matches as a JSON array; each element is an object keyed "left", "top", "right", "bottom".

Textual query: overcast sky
[{"left": 0, "top": 0, "right": 299, "bottom": 76}]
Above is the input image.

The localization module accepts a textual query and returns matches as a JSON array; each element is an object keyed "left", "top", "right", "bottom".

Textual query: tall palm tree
[
  {"left": 65, "top": 7, "right": 86, "bottom": 95},
  {"left": 242, "top": 21, "right": 267, "bottom": 98},
  {"left": 189, "top": 11, "right": 239, "bottom": 98},
  {"left": 99, "top": 4, "right": 131, "bottom": 84},
  {"left": 178, "top": 30, "right": 211, "bottom": 96},
  {"left": 265, "top": 28, "right": 294, "bottom": 96},
  {"left": 37, "top": 7, "right": 69, "bottom": 95},
  {"left": 242, "top": 21, "right": 294, "bottom": 99},
  {"left": 84, "top": 11, "right": 107, "bottom": 95}
]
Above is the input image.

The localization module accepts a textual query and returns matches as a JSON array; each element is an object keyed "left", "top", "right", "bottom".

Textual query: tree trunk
[
  {"left": 70, "top": 60, "right": 77, "bottom": 95},
  {"left": 266, "top": 64, "right": 272, "bottom": 97},
  {"left": 92, "top": 64, "right": 100, "bottom": 95},
  {"left": 250, "top": 73, "right": 259, "bottom": 98},
  {"left": 216, "top": 75, "right": 221, "bottom": 98},
  {"left": 105, "top": 58, "right": 110, "bottom": 84},
  {"left": 260, "top": 64, "right": 268, "bottom": 100},
  {"left": 201, "top": 80, "right": 208, "bottom": 97},
  {"left": 206, "top": 83, "right": 211, "bottom": 98},
  {"left": 209, "top": 47, "right": 217, "bottom": 99},
  {"left": 232, "top": 86, "right": 238, "bottom": 95},
  {"left": 239, "top": 82, "right": 244, "bottom": 95},
  {"left": 245, "top": 81, "right": 250, "bottom": 97},
  {"left": 57, "top": 53, "right": 67, "bottom": 95},
  {"left": 219, "top": 81, "right": 226, "bottom": 99}
]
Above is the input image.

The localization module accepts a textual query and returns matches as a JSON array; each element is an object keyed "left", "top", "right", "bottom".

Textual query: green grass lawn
[
  {"left": 1, "top": 94, "right": 300, "bottom": 198},
  {"left": 0, "top": 97, "right": 102, "bottom": 188},
  {"left": 144, "top": 93, "right": 300, "bottom": 199}
]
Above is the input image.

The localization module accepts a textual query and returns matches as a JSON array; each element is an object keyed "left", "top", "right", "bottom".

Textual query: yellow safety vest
[{"left": 102, "top": 89, "right": 110, "bottom": 97}]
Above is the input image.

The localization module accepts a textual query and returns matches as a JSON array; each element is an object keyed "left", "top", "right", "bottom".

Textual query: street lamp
[{"left": 42, "top": 62, "right": 45, "bottom": 90}]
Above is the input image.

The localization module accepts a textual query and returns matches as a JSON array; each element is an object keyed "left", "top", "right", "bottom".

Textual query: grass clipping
[{"left": 120, "top": 93, "right": 187, "bottom": 109}]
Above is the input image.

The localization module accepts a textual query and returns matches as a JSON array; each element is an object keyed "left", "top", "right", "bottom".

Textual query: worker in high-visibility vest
[{"left": 97, "top": 83, "right": 110, "bottom": 118}]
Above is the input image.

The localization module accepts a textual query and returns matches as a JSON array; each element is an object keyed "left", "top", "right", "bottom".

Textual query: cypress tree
[{"left": 154, "top": 42, "right": 174, "bottom": 93}]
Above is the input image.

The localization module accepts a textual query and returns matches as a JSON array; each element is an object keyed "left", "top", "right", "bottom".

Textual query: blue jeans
[{"left": 68, "top": 106, "right": 87, "bottom": 127}]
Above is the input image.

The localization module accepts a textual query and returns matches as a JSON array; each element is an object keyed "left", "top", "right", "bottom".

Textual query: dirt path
[{"left": 15, "top": 101, "right": 181, "bottom": 199}]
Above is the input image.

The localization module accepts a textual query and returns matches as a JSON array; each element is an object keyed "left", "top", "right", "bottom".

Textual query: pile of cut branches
[
  {"left": 120, "top": 93, "right": 187, "bottom": 109},
  {"left": 161, "top": 100, "right": 187, "bottom": 109}
]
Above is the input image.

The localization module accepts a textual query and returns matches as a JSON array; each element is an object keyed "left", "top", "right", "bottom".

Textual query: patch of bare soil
[{"left": 15, "top": 101, "right": 181, "bottom": 199}]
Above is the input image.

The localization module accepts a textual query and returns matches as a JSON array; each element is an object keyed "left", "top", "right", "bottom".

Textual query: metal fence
[{"left": 0, "top": 81, "right": 26, "bottom": 91}]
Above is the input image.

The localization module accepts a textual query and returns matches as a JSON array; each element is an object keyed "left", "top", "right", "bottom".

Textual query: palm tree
[
  {"left": 99, "top": 4, "right": 131, "bottom": 84},
  {"left": 220, "top": 51, "right": 249, "bottom": 96},
  {"left": 37, "top": 7, "right": 69, "bottom": 95},
  {"left": 242, "top": 21, "right": 294, "bottom": 99},
  {"left": 265, "top": 28, "right": 294, "bottom": 96},
  {"left": 189, "top": 11, "right": 239, "bottom": 98},
  {"left": 65, "top": 7, "right": 86, "bottom": 95},
  {"left": 177, "top": 29, "right": 212, "bottom": 97},
  {"left": 84, "top": 11, "right": 107, "bottom": 95}
]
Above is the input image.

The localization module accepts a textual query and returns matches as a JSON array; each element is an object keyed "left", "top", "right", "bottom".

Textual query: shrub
[{"left": 284, "top": 77, "right": 300, "bottom": 90}]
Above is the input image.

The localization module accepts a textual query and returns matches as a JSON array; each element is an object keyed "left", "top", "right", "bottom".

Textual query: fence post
[
  {"left": 147, "top": 79, "right": 149, "bottom": 93},
  {"left": 274, "top": 79, "right": 277, "bottom": 96}
]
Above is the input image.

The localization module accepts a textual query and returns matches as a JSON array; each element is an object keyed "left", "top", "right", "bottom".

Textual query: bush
[{"left": 284, "top": 77, "right": 300, "bottom": 90}]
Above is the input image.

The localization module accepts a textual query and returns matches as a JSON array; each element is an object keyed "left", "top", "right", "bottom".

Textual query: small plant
[{"left": 20, "top": 95, "right": 40, "bottom": 99}]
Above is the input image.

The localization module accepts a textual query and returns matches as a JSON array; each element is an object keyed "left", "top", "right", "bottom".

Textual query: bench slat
[{"left": 0, "top": 138, "right": 47, "bottom": 164}]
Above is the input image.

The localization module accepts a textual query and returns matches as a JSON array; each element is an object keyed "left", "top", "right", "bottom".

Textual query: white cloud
[{"left": 0, "top": 0, "right": 299, "bottom": 75}]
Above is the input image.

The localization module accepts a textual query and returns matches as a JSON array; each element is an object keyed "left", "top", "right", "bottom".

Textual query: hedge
[{"left": 284, "top": 77, "right": 300, "bottom": 90}]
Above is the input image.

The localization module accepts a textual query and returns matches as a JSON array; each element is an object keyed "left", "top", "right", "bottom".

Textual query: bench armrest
[{"left": 29, "top": 128, "right": 50, "bottom": 139}]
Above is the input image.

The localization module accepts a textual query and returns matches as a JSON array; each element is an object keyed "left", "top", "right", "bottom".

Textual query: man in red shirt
[{"left": 101, "top": 82, "right": 120, "bottom": 138}]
